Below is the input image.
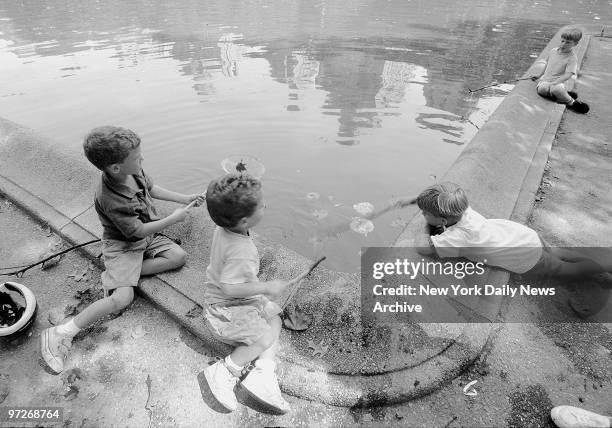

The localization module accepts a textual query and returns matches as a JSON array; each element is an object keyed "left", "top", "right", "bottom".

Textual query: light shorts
[
  {"left": 204, "top": 296, "right": 282, "bottom": 346},
  {"left": 101, "top": 233, "right": 179, "bottom": 291},
  {"left": 524, "top": 237, "right": 564, "bottom": 276}
]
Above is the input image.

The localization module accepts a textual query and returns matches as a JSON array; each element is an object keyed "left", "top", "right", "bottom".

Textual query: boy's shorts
[
  {"left": 524, "top": 237, "right": 564, "bottom": 276},
  {"left": 101, "top": 233, "right": 178, "bottom": 291},
  {"left": 204, "top": 296, "right": 281, "bottom": 346}
]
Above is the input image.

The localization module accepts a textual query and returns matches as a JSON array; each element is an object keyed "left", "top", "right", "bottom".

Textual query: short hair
[
  {"left": 561, "top": 28, "right": 582, "bottom": 43},
  {"left": 416, "top": 182, "right": 469, "bottom": 218},
  {"left": 206, "top": 173, "right": 262, "bottom": 228},
  {"left": 83, "top": 126, "right": 141, "bottom": 171}
]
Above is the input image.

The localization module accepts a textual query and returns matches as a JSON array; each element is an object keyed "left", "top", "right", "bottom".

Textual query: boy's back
[{"left": 205, "top": 225, "right": 260, "bottom": 304}]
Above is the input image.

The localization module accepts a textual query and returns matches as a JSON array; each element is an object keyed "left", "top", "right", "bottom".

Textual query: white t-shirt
[
  {"left": 430, "top": 207, "right": 543, "bottom": 274},
  {"left": 539, "top": 47, "right": 578, "bottom": 83},
  {"left": 204, "top": 226, "right": 260, "bottom": 304}
]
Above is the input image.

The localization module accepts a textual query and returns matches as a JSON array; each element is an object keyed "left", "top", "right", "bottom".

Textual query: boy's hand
[
  {"left": 264, "top": 280, "right": 290, "bottom": 299},
  {"left": 185, "top": 193, "right": 206, "bottom": 207},
  {"left": 391, "top": 196, "right": 417, "bottom": 208},
  {"left": 170, "top": 206, "right": 191, "bottom": 223}
]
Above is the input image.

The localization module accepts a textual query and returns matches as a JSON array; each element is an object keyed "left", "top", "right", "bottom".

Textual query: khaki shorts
[
  {"left": 204, "top": 296, "right": 281, "bottom": 346},
  {"left": 101, "top": 234, "right": 178, "bottom": 291}
]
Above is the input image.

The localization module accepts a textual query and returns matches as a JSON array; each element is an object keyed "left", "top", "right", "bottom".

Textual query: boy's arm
[
  {"left": 415, "top": 224, "right": 436, "bottom": 256},
  {"left": 220, "top": 272, "right": 308, "bottom": 299},
  {"left": 550, "top": 71, "right": 574, "bottom": 85},
  {"left": 136, "top": 206, "right": 190, "bottom": 238},
  {"left": 150, "top": 185, "right": 204, "bottom": 205}
]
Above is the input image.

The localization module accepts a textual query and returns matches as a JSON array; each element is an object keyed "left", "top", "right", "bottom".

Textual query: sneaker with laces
[
  {"left": 567, "top": 100, "right": 589, "bottom": 114},
  {"left": 551, "top": 405, "right": 611, "bottom": 428},
  {"left": 203, "top": 361, "right": 238, "bottom": 412},
  {"left": 40, "top": 327, "right": 72, "bottom": 374},
  {"left": 240, "top": 359, "right": 290, "bottom": 414}
]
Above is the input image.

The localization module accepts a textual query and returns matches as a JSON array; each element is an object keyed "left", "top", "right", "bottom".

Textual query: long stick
[
  {"left": 468, "top": 77, "right": 531, "bottom": 93},
  {"left": 282, "top": 256, "right": 326, "bottom": 309}
]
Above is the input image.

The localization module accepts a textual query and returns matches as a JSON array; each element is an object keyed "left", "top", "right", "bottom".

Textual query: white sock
[
  {"left": 224, "top": 355, "right": 243, "bottom": 373},
  {"left": 56, "top": 319, "right": 81, "bottom": 338}
]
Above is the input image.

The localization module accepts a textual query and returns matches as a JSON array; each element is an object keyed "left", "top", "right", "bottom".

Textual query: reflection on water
[{"left": 1, "top": 0, "right": 609, "bottom": 271}]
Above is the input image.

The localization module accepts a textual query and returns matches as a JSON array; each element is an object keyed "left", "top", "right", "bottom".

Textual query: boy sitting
[
  {"left": 412, "top": 182, "right": 610, "bottom": 278},
  {"left": 41, "top": 126, "right": 203, "bottom": 374},
  {"left": 202, "top": 173, "right": 308, "bottom": 414},
  {"left": 530, "top": 27, "right": 589, "bottom": 113}
]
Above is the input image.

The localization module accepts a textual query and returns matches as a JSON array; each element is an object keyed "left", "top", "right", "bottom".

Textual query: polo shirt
[{"left": 94, "top": 169, "right": 160, "bottom": 241}]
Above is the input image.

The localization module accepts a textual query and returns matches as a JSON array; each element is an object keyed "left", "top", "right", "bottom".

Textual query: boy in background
[{"left": 530, "top": 27, "right": 589, "bottom": 113}]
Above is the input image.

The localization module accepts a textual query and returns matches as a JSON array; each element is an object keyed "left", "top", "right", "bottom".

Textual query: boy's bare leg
[
  {"left": 555, "top": 258, "right": 605, "bottom": 277},
  {"left": 549, "top": 247, "right": 593, "bottom": 262},
  {"left": 230, "top": 316, "right": 282, "bottom": 366},
  {"left": 141, "top": 247, "right": 186, "bottom": 276},
  {"left": 73, "top": 286, "right": 134, "bottom": 329}
]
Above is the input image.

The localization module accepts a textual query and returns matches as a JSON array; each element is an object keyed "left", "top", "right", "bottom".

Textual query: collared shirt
[
  {"left": 430, "top": 207, "right": 543, "bottom": 274},
  {"left": 95, "top": 169, "right": 160, "bottom": 241}
]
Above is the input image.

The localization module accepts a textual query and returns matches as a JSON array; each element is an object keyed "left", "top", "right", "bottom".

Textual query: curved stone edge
[
  {"left": 0, "top": 25, "right": 597, "bottom": 407},
  {"left": 0, "top": 117, "right": 488, "bottom": 407}
]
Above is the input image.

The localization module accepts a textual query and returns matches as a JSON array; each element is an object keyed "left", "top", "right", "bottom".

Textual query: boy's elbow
[{"left": 416, "top": 246, "right": 435, "bottom": 256}]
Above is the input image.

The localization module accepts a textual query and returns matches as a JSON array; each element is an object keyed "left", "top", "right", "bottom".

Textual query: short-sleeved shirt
[
  {"left": 95, "top": 170, "right": 160, "bottom": 241},
  {"left": 539, "top": 47, "right": 578, "bottom": 83},
  {"left": 430, "top": 207, "right": 543, "bottom": 274},
  {"left": 204, "top": 226, "right": 260, "bottom": 304}
]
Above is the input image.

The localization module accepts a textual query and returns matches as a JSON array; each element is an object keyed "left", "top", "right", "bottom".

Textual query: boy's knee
[
  {"left": 257, "top": 332, "right": 276, "bottom": 350},
  {"left": 168, "top": 247, "right": 187, "bottom": 268},
  {"left": 109, "top": 287, "right": 134, "bottom": 311}
]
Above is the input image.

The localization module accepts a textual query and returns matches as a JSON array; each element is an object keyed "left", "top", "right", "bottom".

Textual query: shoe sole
[
  {"left": 239, "top": 383, "right": 289, "bottom": 415},
  {"left": 202, "top": 369, "right": 237, "bottom": 412},
  {"left": 40, "top": 329, "right": 62, "bottom": 375}
]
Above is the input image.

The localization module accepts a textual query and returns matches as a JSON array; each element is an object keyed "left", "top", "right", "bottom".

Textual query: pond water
[{"left": 1, "top": 1, "right": 610, "bottom": 272}]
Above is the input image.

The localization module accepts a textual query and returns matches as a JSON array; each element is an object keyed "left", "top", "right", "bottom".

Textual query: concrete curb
[{"left": 0, "top": 25, "right": 596, "bottom": 407}]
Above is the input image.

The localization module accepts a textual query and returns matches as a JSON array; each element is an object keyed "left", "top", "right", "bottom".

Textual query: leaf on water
[
  {"left": 352, "top": 202, "right": 374, "bottom": 216},
  {"left": 282, "top": 305, "right": 313, "bottom": 331},
  {"left": 350, "top": 218, "right": 374, "bottom": 236},
  {"left": 311, "top": 209, "right": 328, "bottom": 221},
  {"left": 307, "top": 339, "right": 329, "bottom": 358}
]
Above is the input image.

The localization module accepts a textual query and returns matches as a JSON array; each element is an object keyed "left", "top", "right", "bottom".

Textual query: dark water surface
[{"left": 1, "top": 1, "right": 610, "bottom": 271}]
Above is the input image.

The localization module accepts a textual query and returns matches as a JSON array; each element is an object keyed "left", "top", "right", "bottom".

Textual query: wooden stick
[
  {"left": 468, "top": 77, "right": 531, "bottom": 93},
  {"left": 282, "top": 256, "right": 326, "bottom": 309}
]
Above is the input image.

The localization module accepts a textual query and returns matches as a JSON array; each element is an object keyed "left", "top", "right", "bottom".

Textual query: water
[{"left": 1, "top": 0, "right": 610, "bottom": 271}]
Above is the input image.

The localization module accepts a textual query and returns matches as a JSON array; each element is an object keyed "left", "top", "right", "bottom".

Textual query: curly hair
[
  {"left": 206, "top": 173, "right": 262, "bottom": 228},
  {"left": 83, "top": 126, "right": 141, "bottom": 171},
  {"left": 416, "top": 182, "right": 468, "bottom": 218}
]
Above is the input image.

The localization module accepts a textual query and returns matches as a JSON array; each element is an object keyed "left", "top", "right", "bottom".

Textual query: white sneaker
[
  {"left": 241, "top": 359, "right": 290, "bottom": 414},
  {"left": 40, "top": 327, "right": 72, "bottom": 374},
  {"left": 203, "top": 361, "right": 238, "bottom": 412},
  {"left": 551, "top": 405, "right": 611, "bottom": 428}
]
